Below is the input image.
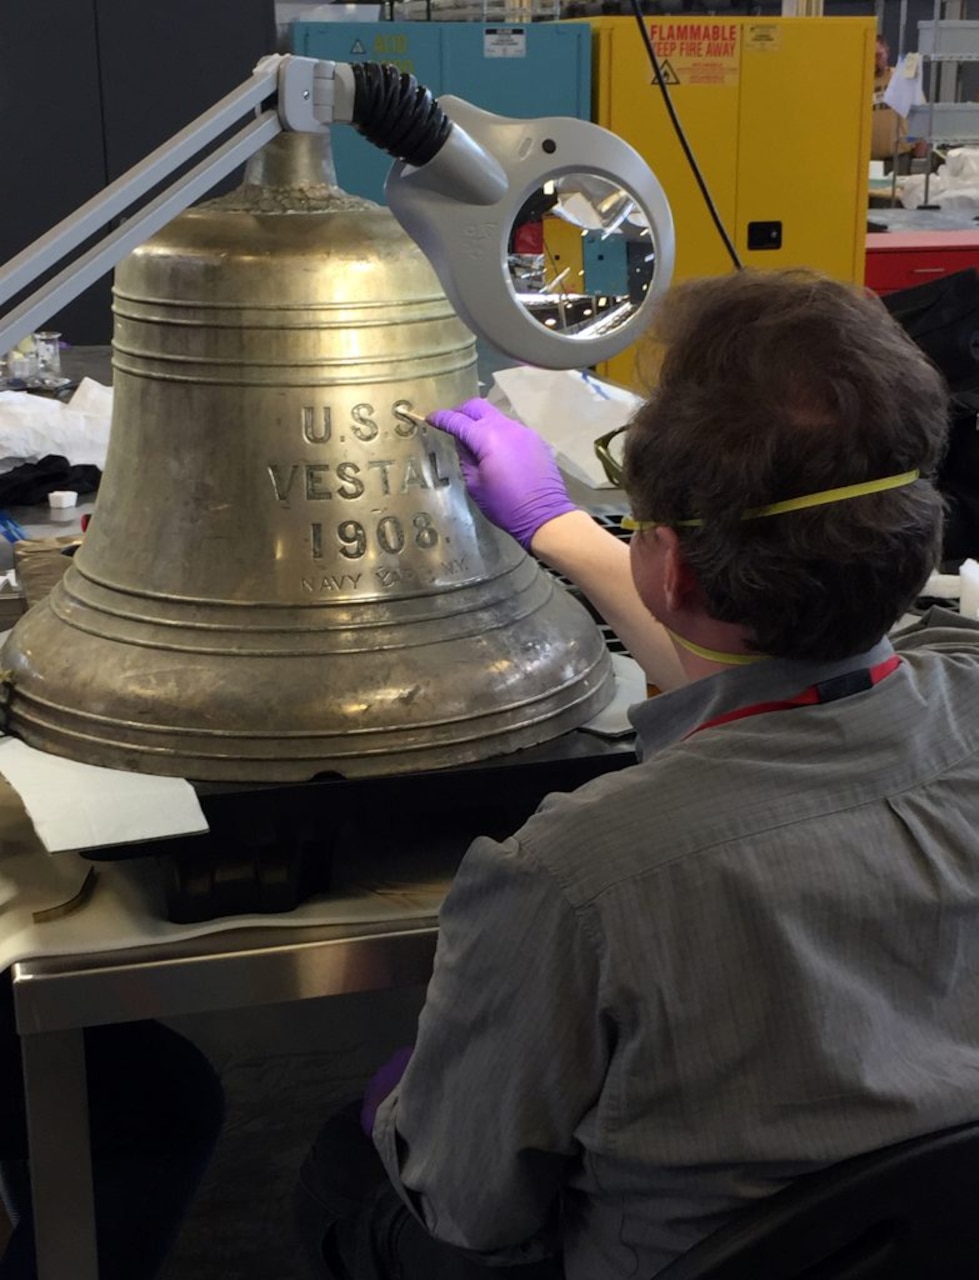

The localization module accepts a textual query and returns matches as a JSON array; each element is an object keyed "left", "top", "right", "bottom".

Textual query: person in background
[
  {"left": 873, "top": 34, "right": 928, "bottom": 173},
  {"left": 294, "top": 270, "right": 979, "bottom": 1279}
]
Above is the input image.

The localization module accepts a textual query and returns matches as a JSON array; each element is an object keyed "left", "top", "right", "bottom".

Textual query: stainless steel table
[{"left": 11, "top": 909, "right": 441, "bottom": 1280}]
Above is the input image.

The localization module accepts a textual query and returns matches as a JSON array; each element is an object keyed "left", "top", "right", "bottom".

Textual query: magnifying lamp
[{"left": 0, "top": 54, "right": 675, "bottom": 370}]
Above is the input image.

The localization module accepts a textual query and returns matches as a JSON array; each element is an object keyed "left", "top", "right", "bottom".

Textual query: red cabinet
[{"left": 866, "top": 231, "right": 979, "bottom": 295}]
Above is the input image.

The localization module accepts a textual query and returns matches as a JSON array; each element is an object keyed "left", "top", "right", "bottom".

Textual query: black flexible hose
[{"left": 350, "top": 63, "right": 452, "bottom": 167}]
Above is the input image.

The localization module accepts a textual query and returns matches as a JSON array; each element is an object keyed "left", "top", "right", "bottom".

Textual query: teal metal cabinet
[{"left": 292, "top": 20, "right": 592, "bottom": 203}]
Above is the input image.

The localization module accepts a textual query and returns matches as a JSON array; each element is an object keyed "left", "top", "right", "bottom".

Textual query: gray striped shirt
[{"left": 375, "top": 611, "right": 979, "bottom": 1277}]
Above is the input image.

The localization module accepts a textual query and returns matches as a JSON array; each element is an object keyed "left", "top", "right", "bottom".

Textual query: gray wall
[{"left": 1, "top": 1, "right": 276, "bottom": 347}]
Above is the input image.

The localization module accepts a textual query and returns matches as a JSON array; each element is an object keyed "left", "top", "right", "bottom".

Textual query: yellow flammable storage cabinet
[{"left": 583, "top": 16, "right": 875, "bottom": 387}]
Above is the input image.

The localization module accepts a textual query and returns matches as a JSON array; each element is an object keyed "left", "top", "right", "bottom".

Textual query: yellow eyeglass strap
[
  {"left": 623, "top": 469, "right": 920, "bottom": 531},
  {"left": 664, "top": 628, "right": 767, "bottom": 666},
  {"left": 740, "top": 468, "right": 921, "bottom": 522}
]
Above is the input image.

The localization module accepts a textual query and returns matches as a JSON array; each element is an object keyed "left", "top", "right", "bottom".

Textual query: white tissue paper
[
  {"left": 921, "top": 571, "right": 961, "bottom": 601},
  {"left": 945, "top": 148, "right": 979, "bottom": 182},
  {"left": 0, "top": 377, "right": 112, "bottom": 473},
  {"left": 489, "top": 367, "right": 643, "bottom": 490},
  {"left": 901, "top": 146, "right": 979, "bottom": 212}
]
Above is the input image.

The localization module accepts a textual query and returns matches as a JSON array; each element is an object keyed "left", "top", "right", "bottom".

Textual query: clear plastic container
[{"left": 33, "top": 331, "right": 62, "bottom": 376}]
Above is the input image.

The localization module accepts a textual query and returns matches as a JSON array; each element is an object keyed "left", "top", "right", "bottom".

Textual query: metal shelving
[
  {"left": 917, "top": 17, "right": 979, "bottom": 57},
  {"left": 909, "top": 103, "right": 979, "bottom": 145},
  {"left": 908, "top": 6, "right": 979, "bottom": 156}
]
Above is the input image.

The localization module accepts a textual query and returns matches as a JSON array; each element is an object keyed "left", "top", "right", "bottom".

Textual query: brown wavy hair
[{"left": 623, "top": 270, "right": 949, "bottom": 661}]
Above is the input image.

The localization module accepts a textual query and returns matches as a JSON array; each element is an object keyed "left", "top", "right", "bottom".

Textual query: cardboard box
[{"left": 13, "top": 537, "right": 82, "bottom": 609}]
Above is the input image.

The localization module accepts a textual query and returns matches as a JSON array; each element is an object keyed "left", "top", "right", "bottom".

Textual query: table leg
[{"left": 20, "top": 1028, "right": 99, "bottom": 1280}]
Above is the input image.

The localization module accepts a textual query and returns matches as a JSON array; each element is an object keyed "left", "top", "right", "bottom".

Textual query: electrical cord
[{"left": 628, "top": 0, "right": 743, "bottom": 270}]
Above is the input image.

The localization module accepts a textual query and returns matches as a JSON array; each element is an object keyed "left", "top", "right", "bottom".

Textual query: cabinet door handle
[{"left": 911, "top": 267, "right": 947, "bottom": 274}]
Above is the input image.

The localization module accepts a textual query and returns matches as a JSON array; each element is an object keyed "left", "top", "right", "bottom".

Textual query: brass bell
[{"left": 0, "top": 133, "right": 614, "bottom": 781}]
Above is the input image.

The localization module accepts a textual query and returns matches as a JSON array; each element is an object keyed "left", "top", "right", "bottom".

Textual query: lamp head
[
  {"left": 0, "top": 57, "right": 675, "bottom": 371},
  {"left": 383, "top": 98, "right": 675, "bottom": 370}
]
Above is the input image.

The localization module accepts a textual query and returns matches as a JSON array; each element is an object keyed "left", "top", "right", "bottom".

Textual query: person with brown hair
[
  {"left": 623, "top": 268, "right": 945, "bottom": 663},
  {"left": 295, "top": 271, "right": 979, "bottom": 1279}
]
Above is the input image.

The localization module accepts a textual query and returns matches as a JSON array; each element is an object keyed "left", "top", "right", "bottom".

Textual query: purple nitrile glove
[
  {"left": 360, "top": 1046, "right": 413, "bottom": 1137},
  {"left": 428, "top": 398, "right": 577, "bottom": 550}
]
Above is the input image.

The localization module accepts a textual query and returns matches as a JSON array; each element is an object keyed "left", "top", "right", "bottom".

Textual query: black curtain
[{"left": 884, "top": 268, "right": 979, "bottom": 567}]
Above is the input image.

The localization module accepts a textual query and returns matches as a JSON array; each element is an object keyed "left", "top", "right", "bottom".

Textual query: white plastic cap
[{"left": 48, "top": 490, "right": 78, "bottom": 508}]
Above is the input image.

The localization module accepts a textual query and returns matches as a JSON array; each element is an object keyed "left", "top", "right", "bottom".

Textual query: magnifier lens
[{"left": 507, "top": 172, "right": 656, "bottom": 342}]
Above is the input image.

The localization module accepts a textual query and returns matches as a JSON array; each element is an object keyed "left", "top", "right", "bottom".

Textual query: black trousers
[
  {"left": 294, "top": 1102, "right": 565, "bottom": 1280},
  {"left": 0, "top": 973, "right": 224, "bottom": 1279}
]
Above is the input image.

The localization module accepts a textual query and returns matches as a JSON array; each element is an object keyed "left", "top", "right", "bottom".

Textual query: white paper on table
[
  {"left": 490, "top": 366, "right": 643, "bottom": 489},
  {"left": 0, "top": 738, "right": 208, "bottom": 853},
  {"left": 0, "top": 378, "right": 112, "bottom": 472},
  {"left": 581, "top": 653, "right": 647, "bottom": 739}
]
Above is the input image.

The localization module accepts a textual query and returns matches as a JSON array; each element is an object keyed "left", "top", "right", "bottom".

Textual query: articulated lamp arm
[{"left": 0, "top": 54, "right": 674, "bottom": 369}]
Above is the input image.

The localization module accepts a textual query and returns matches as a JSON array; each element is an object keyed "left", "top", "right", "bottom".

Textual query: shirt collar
[{"left": 629, "top": 635, "right": 897, "bottom": 757}]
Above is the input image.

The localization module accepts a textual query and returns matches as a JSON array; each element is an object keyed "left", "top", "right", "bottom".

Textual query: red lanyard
[{"left": 685, "top": 654, "right": 902, "bottom": 741}]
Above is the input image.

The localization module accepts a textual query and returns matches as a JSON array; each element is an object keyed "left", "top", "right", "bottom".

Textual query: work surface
[
  {"left": 867, "top": 205, "right": 979, "bottom": 233},
  {"left": 8, "top": 824, "right": 458, "bottom": 1280},
  {"left": 11, "top": 838, "right": 449, "bottom": 1052}
]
